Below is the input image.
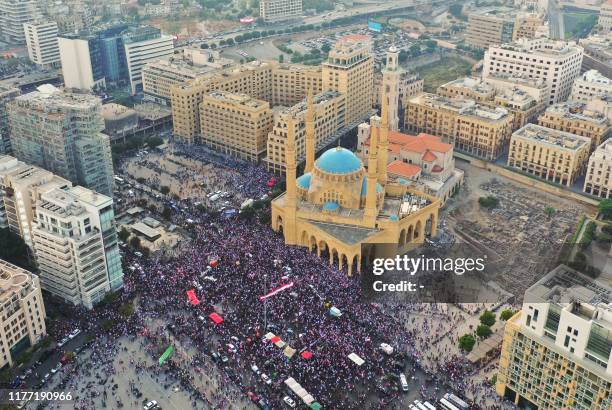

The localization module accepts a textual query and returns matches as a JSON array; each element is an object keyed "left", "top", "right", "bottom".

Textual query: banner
[
  {"left": 259, "top": 282, "right": 294, "bottom": 301},
  {"left": 158, "top": 345, "right": 174, "bottom": 365}
]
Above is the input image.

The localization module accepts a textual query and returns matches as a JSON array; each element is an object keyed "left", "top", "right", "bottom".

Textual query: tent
[
  {"left": 209, "top": 260, "right": 218, "bottom": 268},
  {"left": 303, "top": 394, "right": 315, "bottom": 405},
  {"left": 300, "top": 351, "right": 313, "bottom": 360},
  {"left": 209, "top": 313, "right": 223, "bottom": 324},
  {"left": 284, "top": 346, "right": 296, "bottom": 358},
  {"left": 348, "top": 353, "right": 364, "bottom": 366},
  {"left": 264, "top": 332, "right": 275, "bottom": 340},
  {"left": 284, "top": 377, "right": 297, "bottom": 388},
  {"left": 186, "top": 289, "right": 200, "bottom": 306},
  {"left": 309, "top": 402, "right": 322, "bottom": 410},
  {"left": 274, "top": 339, "right": 286, "bottom": 348},
  {"left": 270, "top": 336, "right": 281, "bottom": 344},
  {"left": 329, "top": 307, "right": 342, "bottom": 317}
]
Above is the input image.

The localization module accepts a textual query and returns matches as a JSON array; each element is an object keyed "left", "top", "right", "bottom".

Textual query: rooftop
[
  {"left": 513, "top": 124, "right": 591, "bottom": 151},
  {"left": 14, "top": 84, "right": 101, "bottom": 111},
  {"left": 493, "top": 38, "right": 583, "bottom": 57},
  {"left": 205, "top": 91, "right": 270, "bottom": 110},
  {"left": 544, "top": 102, "right": 609, "bottom": 125},
  {"left": 410, "top": 93, "right": 510, "bottom": 122},
  {"left": 0, "top": 259, "right": 35, "bottom": 303}
]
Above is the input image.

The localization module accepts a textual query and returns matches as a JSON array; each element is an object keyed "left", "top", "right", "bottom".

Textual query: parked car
[
  {"left": 261, "top": 373, "right": 271, "bottom": 385},
  {"left": 251, "top": 364, "right": 260, "bottom": 374},
  {"left": 283, "top": 396, "right": 296, "bottom": 407},
  {"left": 68, "top": 328, "right": 81, "bottom": 339},
  {"left": 143, "top": 400, "right": 158, "bottom": 410},
  {"left": 57, "top": 337, "right": 69, "bottom": 347}
]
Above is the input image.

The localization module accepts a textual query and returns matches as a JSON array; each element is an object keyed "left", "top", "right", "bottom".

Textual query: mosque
[{"left": 271, "top": 91, "right": 441, "bottom": 276}]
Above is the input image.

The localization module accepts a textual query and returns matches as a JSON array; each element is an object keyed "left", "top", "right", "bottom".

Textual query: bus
[
  {"left": 443, "top": 393, "right": 469, "bottom": 410},
  {"left": 439, "top": 398, "right": 460, "bottom": 410},
  {"left": 113, "top": 175, "right": 124, "bottom": 184},
  {"left": 423, "top": 402, "right": 437, "bottom": 410},
  {"left": 414, "top": 401, "right": 428, "bottom": 410}
]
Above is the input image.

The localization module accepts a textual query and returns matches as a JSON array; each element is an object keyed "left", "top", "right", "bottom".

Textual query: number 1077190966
[{"left": 4, "top": 390, "right": 73, "bottom": 403}]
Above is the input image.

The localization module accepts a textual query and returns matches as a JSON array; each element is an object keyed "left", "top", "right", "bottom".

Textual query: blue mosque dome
[
  {"left": 297, "top": 173, "right": 312, "bottom": 189},
  {"left": 316, "top": 147, "right": 362, "bottom": 174},
  {"left": 360, "top": 178, "right": 383, "bottom": 196},
  {"left": 323, "top": 201, "right": 340, "bottom": 211}
]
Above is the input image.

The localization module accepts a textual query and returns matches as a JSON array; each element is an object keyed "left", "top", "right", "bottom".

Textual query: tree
[
  {"left": 0, "top": 228, "right": 32, "bottom": 270},
  {"left": 160, "top": 186, "right": 170, "bottom": 195},
  {"left": 500, "top": 309, "right": 515, "bottom": 321},
  {"left": 239, "top": 206, "right": 256, "bottom": 220},
  {"left": 476, "top": 324, "right": 492, "bottom": 339},
  {"left": 479, "top": 310, "right": 496, "bottom": 327},
  {"left": 278, "top": 54, "right": 284, "bottom": 63},
  {"left": 544, "top": 206, "right": 556, "bottom": 218},
  {"left": 129, "top": 236, "right": 141, "bottom": 249},
  {"left": 458, "top": 334, "right": 476, "bottom": 352},
  {"left": 478, "top": 196, "right": 499, "bottom": 209},
  {"left": 162, "top": 206, "right": 172, "bottom": 220},
  {"left": 598, "top": 199, "right": 612, "bottom": 220},
  {"left": 118, "top": 302, "right": 135, "bottom": 317},
  {"left": 136, "top": 177, "right": 146, "bottom": 184},
  {"left": 118, "top": 227, "right": 130, "bottom": 242}
]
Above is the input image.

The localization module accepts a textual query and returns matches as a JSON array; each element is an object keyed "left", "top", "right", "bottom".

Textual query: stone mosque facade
[{"left": 271, "top": 91, "right": 441, "bottom": 275}]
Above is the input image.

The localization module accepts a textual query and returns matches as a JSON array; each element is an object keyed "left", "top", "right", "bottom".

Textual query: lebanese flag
[{"left": 259, "top": 282, "right": 294, "bottom": 301}]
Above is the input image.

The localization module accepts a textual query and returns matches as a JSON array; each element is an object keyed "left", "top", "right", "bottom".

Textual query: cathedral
[{"left": 271, "top": 90, "right": 441, "bottom": 276}]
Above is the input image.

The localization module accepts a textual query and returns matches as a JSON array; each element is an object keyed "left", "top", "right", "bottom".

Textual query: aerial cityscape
[{"left": 0, "top": 0, "right": 611, "bottom": 409}]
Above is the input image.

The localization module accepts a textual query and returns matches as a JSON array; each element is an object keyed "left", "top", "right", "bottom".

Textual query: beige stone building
[
  {"left": 200, "top": 91, "right": 274, "bottom": 162},
  {"left": 584, "top": 138, "right": 612, "bottom": 198},
  {"left": 508, "top": 123, "right": 591, "bottom": 186},
  {"left": 537, "top": 101, "right": 612, "bottom": 151},
  {"left": 512, "top": 13, "right": 547, "bottom": 41},
  {"left": 265, "top": 91, "right": 346, "bottom": 174},
  {"left": 322, "top": 35, "right": 374, "bottom": 127},
  {"left": 271, "top": 97, "right": 440, "bottom": 275},
  {"left": 570, "top": 69, "right": 612, "bottom": 103},
  {"left": 0, "top": 259, "right": 46, "bottom": 368},
  {"left": 483, "top": 73, "right": 550, "bottom": 105},
  {"left": 259, "top": 0, "right": 302, "bottom": 23},
  {"left": 599, "top": 0, "right": 612, "bottom": 32},
  {"left": 271, "top": 64, "right": 323, "bottom": 107},
  {"left": 466, "top": 12, "right": 516, "bottom": 49},
  {"left": 405, "top": 93, "right": 514, "bottom": 160},
  {"left": 496, "top": 265, "right": 612, "bottom": 409}
]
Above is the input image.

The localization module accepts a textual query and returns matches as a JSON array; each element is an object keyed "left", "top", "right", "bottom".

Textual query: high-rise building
[
  {"left": 200, "top": 91, "right": 274, "bottom": 162},
  {"left": 381, "top": 46, "right": 401, "bottom": 132},
  {"left": 599, "top": 0, "right": 612, "bottom": 33},
  {"left": 570, "top": 70, "right": 612, "bottom": 103},
  {"left": 483, "top": 38, "right": 584, "bottom": 105},
  {"left": 32, "top": 185, "right": 123, "bottom": 309},
  {"left": 508, "top": 123, "right": 591, "bottom": 186},
  {"left": 58, "top": 33, "right": 106, "bottom": 91},
  {"left": 0, "top": 86, "right": 19, "bottom": 155},
  {"left": 322, "top": 35, "right": 374, "bottom": 127},
  {"left": 7, "top": 85, "right": 114, "bottom": 197},
  {"left": 538, "top": 101, "right": 611, "bottom": 151},
  {"left": 405, "top": 93, "right": 514, "bottom": 160},
  {"left": 0, "top": 259, "right": 46, "bottom": 368},
  {"left": 465, "top": 12, "right": 516, "bottom": 49},
  {"left": 496, "top": 264, "right": 612, "bottom": 409},
  {"left": 122, "top": 26, "right": 174, "bottom": 95},
  {"left": 0, "top": 155, "right": 70, "bottom": 247},
  {"left": 259, "top": 0, "right": 302, "bottom": 23},
  {"left": 584, "top": 138, "right": 612, "bottom": 198},
  {"left": 24, "top": 21, "right": 61, "bottom": 69},
  {"left": 0, "top": 0, "right": 39, "bottom": 44}
]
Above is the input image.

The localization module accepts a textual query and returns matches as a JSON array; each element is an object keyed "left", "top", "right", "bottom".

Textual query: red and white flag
[{"left": 259, "top": 282, "right": 294, "bottom": 301}]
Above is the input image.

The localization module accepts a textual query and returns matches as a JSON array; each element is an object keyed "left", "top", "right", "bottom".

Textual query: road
[{"left": 548, "top": 0, "right": 565, "bottom": 40}]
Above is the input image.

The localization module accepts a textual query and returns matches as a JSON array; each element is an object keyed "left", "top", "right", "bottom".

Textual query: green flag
[{"left": 158, "top": 345, "right": 174, "bottom": 365}]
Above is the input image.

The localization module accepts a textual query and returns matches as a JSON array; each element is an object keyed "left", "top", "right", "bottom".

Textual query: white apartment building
[
  {"left": 497, "top": 265, "right": 612, "bottom": 408},
  {"left": 0, "top": 0, "right": 39, "bottom": 44},
  {"left": 0, "top": 259, "right": 46, "bottom": 368},
  {"left": 58, "top": 34, "right": 106, "bottom": 91},
  {"left": 123, "top": 31, "right": 174, "bottom": 95},
  {"left": 570, "top": 69, "right": 612, "bottom": 103},
  {"left": 483, "top": 38, "right": 584, "bottom": 105},
  {"left": 599, "top": 0, "right": 612, "bottom": 32},
  {"left": 32, "top": 186, "right": 123, "bottom": 309},
  {"left": 0, "top": 155, "right": 70, "bottom": 247},
  {"left": 584, "top": 138, "right": 612, "bottom": 198},
  {"left": 260, "top": 0, "right": 302, "bottom": 23},
  {"left": 24, "top": 21, "right": 61, "bottom": 69}
]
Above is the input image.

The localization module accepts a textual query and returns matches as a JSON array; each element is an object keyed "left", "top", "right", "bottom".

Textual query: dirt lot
[{"left": 444, "top": 161, "right": 596, "bottom": 299}]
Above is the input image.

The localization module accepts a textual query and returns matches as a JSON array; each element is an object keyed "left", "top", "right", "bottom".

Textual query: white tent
[
  {"left": 303, "top": 394, "right": 315, "bottom": 405},
  {"left": 348, "top": 353, "right": 364, "bottom": 366}
]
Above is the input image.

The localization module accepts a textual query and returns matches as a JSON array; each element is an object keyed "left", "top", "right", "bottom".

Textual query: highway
[{"left": 548, "top": 0, "right": 565, "bottom": 40}]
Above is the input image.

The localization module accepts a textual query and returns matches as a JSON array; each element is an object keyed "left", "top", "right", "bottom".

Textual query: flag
[{"left": 259, "top": 282, "right": 294, "bottom": 301}]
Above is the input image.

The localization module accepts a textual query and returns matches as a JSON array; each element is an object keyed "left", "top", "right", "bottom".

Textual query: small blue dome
[
  {"left": 323, "top": 201, "right": 339, "bottom": 211},
  {"left": 398, "top": 178, "right": 408, "bottom": 185},
  {"left": 361, "top": 178, "right": 383, "bottom": 196},
  {"left": 390, "top": 215, "right": 398, "bottom": 221},
  {"left": 297, "top": 173, "right": 312, "bottom": 189},
  {"left": 316, "top": 147, "right": 362, "bottom": 174}
]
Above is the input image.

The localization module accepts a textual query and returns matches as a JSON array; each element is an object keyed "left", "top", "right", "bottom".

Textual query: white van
[{"left": 400, "top": 373, "right": 408, "bottom": 392}]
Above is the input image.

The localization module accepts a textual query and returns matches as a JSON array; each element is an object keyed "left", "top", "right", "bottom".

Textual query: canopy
[
  {"left": 329, "top": 307, "right": 342, "bottom": 317},
  {"left": 270, "top": 335, "right": 281, "bottom": 343},
  {"left": 300, "top": 351, "right": 313, "bottom": 360},
  {"left": 264, "top": 332, "right": 275, "bottom": 340},
  {"left": 303, "top": 394, "right": 315, "bottom": 405},
  {"left": 208, "top": 313, "right": 223, "bottom": 324},
  {"left": 209, "top": 260, "right": 218, "bottom": 267},
  {"left": 284, "top": 377, "right": 297, "bottom": 388},
  {"left": 186, "top": 289, "right": 200, "bottom": 306},
  {"left": 310, "top": 402, "right": 322, "bottom": 410},
  {"left": 284, "top": 346, "right": 296, "bottom": 358},
  {"left": 348, "top": 353, "right": 364, "bottom": 366},
  {"left": 274, "top": 339, "right": 286, "bottom": 348}
]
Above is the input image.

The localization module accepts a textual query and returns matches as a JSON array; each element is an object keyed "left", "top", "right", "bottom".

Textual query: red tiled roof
[
  {"left": 422, "top": 150, "right": 437, "bottom": 162},
  {"left": 364, "top": 131, "right": 452, "bottom": 155},
  {"left": 387, "top": 160, "right": 421, "bottom": 178}
]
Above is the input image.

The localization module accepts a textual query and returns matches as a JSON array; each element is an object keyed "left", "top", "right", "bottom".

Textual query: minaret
[
  {"left": 382, "top": 45, "right": 401, "bottom": 131},
  {"left": 284, "top": 117, "right": 298, "bottom": 244},
  {"left": 305, "top": 89, "right": 315, "bottom": 173},
  {"left": 377, "top": 93, "right": 389, "bottom": 186},
  {"left": 364, "top": 122, "right": 379, "bottom": 226}
]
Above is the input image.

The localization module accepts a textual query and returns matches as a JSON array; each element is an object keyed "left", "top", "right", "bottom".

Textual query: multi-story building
[
  {"left": 508, "top": 123, "right": 590, "bottom": 186},
  {"left": 322, "top": 35, "right": 374, "bottom": 127},
  {"left": 584, "top": 138, "right": 612, "bottom": 198},
  {"left": 0, "top": 0, "right": 39, "bottom": 44},
  {"left": 24, "top": 21, "right": 61, "bottom": 69},
  {"left": 405, "top": 93, "right": 514, "bottom": 160},
  {"left": 538, "top": 101, "right": 611, "bottom": 151},
  {"left": 373, "top": 70, "right": 422, "bottom": 114},
  {"left": 483, "top": 38, "right": 584, "bottom": 105},
  {"left": 58, "top": 33, "right": 106, "bottom": 91},
  {"left": 465, "top": 12, "right": 516, "bottom": 49},
  {"left": 496, "top": 264, "right": 612, "bottom": 409},
  {"left": 0, "top": 86, "right": 19, "bottom": 155},
  {"left": 579, "top": 33, "right": 612, "bottom": 79},
  {"left": 32, "top": 185, "right": 123, "bottom": 309},
  {"left": 570, "top": 69, "right": 612, "bottom": 103},
  {"left": 259, "top": 0, "right": 302, "bottom": 23},
  {"left": 7, "top": 85, "right": 114, "bottom": 197},
  {"left": 0, "top": 155, "right": 70, "bottom": 246},
  {"left": 200, "top": 91, "right": 274, "bottom": 162},
  {"left": 271, "top": 64, "right": 322, "bottom": 107},
  {"left": 122, "top": 26, "right": 174, "bottom": 95},
  {"left": 512, "top": 13, "right": 547, "bottom": 41},
  {"left": 0, "top": 259, "right": 46, "bottom": 368},
  {"left": 483, "top": 73, "right": 550, "bottom": 104},
  {"left": 265, "top": 91, "right": 346, "bottom": 173},
  {"left": 599, "top": 0, "right": 612, "bottom": 32}
]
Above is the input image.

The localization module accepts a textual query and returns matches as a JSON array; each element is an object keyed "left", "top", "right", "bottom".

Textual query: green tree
[
  {"left": 162, "top": 206, "right": 172, "bottom": 220},
  {"left": 118, "top": 227, "right": 130, "bottom": 242},
  {"left": 479, "top": 310, "right": 496, "bottom": 327},
  {"left": 598, "top": 199, "right": 612, "bottom": 219},
  {"left": 240, "top": 206, "right": 256, "bottom": 220},
  {"left": 129, "top": 236, "right": 141, "bottom": 249},
  {"left": 476, "top": 324, "right": 492, "bottom": 339},
  {"left": 278, "top": 54, "right": 284, "bottom": 63},
  {"left": 0, "top": 228, "right": 31, "bottom": 270},
  {"left": 500, "top": 309, "right": 515, "bottom": 321},
  {"left": 478, "top": 196, "right": 499, "bottom": 209},
  {"left": 458, "top": 334, "right": 476, "bottom": 352},
  {"left": 118, "top": 302, "right": 135, "bottom": 317},
  {"left": 544, "top": 206, "right": 556, "bottom": 218},
  {"left": 160, "top": 186, "right": 170, "bottom": 195}
]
